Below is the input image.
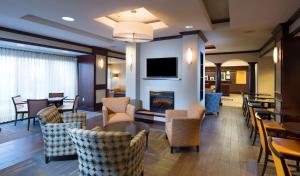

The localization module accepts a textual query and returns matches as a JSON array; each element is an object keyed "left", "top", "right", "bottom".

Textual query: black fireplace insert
[{"left": 150, "top": 91, "right": 174, "bottom": 113}]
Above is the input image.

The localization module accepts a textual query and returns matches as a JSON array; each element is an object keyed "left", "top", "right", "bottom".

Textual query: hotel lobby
[{"left": 0, "top": 0, "right": 300, "bottom": 175}]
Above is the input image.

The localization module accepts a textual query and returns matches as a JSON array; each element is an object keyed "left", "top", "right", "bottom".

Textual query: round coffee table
[{"left": 103, "top": 121, "right": 150, "bottom": 148}]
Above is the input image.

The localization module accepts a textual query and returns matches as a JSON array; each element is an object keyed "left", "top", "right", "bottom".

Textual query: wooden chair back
[
  {"left": 256, "top": 115, "right": 269, "bottom": 154},
  {"left": 72, "top": 95, "right": 79, "bottom": 112},
  {"left": 248, "top": 105, "right": 257, "bottom": 128},
  {"left": 27, "top": 99, "right": 48, "bottom": 118},
  {"left": 12, "top": 95, "right": 25, "bottom": 112}
]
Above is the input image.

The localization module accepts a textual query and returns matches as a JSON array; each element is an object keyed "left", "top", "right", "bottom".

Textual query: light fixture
[
  {"left": 113, "top": 21, "right": 153, "bottom": 43},
  {"left": 128, "top": 54, "right": 133, "bottom": 70},
  {"left": 273, "top": 46, "right": 278, "bottom": 63},
  {"left": 185, "top": 25, "right": 194, "bottom": 29},
  {"left": 16, "top": 43, "right": 25, "bottom": 47},
  {"left": 98, "top": 59, "right": 104, "bottom": 69},
  {"left": 94, "top": 7, "right": 168, "bottom": 30},
  {"left": 187, "top": 48, "right": 193, "bottom": 64},
  {"left": 62, "top": 17, "right": 75, "bottom": 22}
]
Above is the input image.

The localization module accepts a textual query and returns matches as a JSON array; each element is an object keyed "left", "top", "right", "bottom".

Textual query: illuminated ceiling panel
[{"left": 94, "top": 7, "right": 168, "bottom": 30}]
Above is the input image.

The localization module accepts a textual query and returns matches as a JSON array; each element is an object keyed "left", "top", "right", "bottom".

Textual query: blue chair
[{"left": 205, "top": 93, "right": 222, "bottom": 115}]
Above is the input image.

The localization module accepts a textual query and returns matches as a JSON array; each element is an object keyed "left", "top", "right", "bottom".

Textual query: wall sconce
[
  {"left": 98, "top": 58, "right": 104, "bottom": 69},
  {"left": 128, "top": 54, "right": 133, "bottom": 70},
  {"left": 187, "top": 48, "right": 193, "bottom": 64},
  {"left": 273, "top": 46, "right": 278, "bottom": 64},
  {"left": 112, "top": 73, "right": 119, "bottom": 78}
]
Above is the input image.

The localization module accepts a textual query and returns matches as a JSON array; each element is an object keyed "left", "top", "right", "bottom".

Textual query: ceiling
[{"left": 0, "top": 0, "right": 299, "bottom": 53}]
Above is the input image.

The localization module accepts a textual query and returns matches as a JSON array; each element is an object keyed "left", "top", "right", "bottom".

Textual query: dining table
[
  {"left": 282, "top": 122, "right": 300, "bottom": 138},
  {"left": 254, "top": 108, "right": 279, "bottom": 120},
  {"left": 249, "top": 99, "right": 275, "bottom": 108},
  {"left": 48, "top": 96, "right": 67, "bottom": 107}
]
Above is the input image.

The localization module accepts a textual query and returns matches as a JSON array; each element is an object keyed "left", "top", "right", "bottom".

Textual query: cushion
[
  {"left": 37, "top": 106, "right": 63, "bottom": 125},
  {"left": 91, "top": 126, "right": 103, "bottom": 132},
  {"left": 108, "top": 113, "right": 133, "bottom": 124},
  {"left": 187, "top": 104, "right": 203, "bottom": 118},
  {"left": 102, "top": 97, "right": 130, "bottom": 113}
]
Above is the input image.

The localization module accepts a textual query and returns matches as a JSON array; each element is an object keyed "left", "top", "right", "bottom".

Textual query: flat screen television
[{"left": 146, "top": 57, "right": 178, "bottom": 78}]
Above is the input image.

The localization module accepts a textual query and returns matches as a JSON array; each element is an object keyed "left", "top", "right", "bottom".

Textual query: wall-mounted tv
[{"left": 146, "top": 57, "right": 178, "bottom": 78}]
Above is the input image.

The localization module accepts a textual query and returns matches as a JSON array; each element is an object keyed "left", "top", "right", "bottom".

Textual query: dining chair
[
  {"left": 249, "top": 105, "right": 285, "bottom": 145},
  {"left": 256, "top": 115, "right": 287, "bottom": 175},
  {"left": 49, "top": 93, "right": 64, "bottom": 98},
  {"left": 12, "top": 95, "right": 28, "bottom": 126},
  {"left": 268, "top": 137, "right": 292, "bottom": 176},
  {"left": 58, "top": 95, "right": 79, "bottom": 113},
  {"left": 27, "top": 99, "right": 48, "bottom": 131},
  {"left": 256, "top": 115, "right": 272, "bottom": 176}
]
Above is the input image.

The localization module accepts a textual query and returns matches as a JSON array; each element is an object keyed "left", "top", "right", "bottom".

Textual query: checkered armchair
[
  {"left": 68, "top": 128, "right": 146, "bottom": 176},
  {"left": 37, "top": 106, "right": 86, "bottom": 163}
]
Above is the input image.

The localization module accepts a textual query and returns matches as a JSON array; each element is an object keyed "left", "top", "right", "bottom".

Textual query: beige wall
[
  {"left": 108, "top": 63, "right": 126, "bottom": 89},
  {"left": 257, "top": 56, "right": 275, "bottom": 96}
]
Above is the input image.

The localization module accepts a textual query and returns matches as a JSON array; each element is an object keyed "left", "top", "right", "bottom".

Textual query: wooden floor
[{"left": 0, "top": 106, "right": 278, "bottom": 175}]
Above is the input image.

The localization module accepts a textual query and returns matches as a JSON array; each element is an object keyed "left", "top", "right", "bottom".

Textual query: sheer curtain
[{"left": 0, "top": 48, "right": 78, "bottom": 123}]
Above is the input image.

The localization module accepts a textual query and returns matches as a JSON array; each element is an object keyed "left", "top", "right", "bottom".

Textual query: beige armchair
[
  {"left": 165, "top": 103, "right": 205, "bottom": 153},
  {"left": 102, "top": 97, "right": 135, "bottom": 126}
]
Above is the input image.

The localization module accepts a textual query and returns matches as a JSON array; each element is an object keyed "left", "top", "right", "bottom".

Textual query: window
[{"left": 0, "top": 48, "right": 77, "bottom": 123}]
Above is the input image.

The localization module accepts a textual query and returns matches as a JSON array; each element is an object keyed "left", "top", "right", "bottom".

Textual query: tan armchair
[
  {"left": 102, "top": 97, "right": 135, "bottom": 126},
  {"left": 165, "top": 103, "right": 205, "bottom": 153}
]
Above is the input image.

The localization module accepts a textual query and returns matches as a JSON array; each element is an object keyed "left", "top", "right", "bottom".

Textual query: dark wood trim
[
  {"left": 0, "top": 37, "right": 91, "bottom": 55},
  {"left": 95, "top": 84, "right": 106, "bottom": 90},
  {"left": 198, "top": 31, "right": 208, "bottom": 43},
  {"left": 92, "top": 47, "right": 108, "bottom": 55},
  {"left": 205, "top": 45, "right": 216, "bottom": 50},
  {"left": 211, "top": 18, "right": 230, "bottom": 24},
  {"left": 95, "top": 102, "right": 103, "bottom": 111},
  {"left": 289, "top": 25, "right": 300, "bottom": 37},
  {"left": 108, "top": 50, "right": 125, "bottom": 55},
  {"left": 259, "top": 36, "right": 275, "bottom": 51},
  {"left": 206, "top": 50, "right": 259, "bottom": 55},
  {"left": 0, "top": 26, "right": 92, "bottom": 48},
  {"left": 179, "top": 30, "right": 208, "bottom": 42},
  {"left": 259, "top": 46, "right": 274, "bottom": 58},
  {"left": 152, "top": 35, "right": 182, "bottom": 41},
  {"left": 287, "top": 8, "right": 300, "bottom": 25},
  {"left": 179, "top": 30, "right": 201, "bottom": 35},
  {"left": 206, "top": 66, "right": 249, "bottom": 71},
  {"left": 153, "top": 30, "right": 208, "bottom": 42}
]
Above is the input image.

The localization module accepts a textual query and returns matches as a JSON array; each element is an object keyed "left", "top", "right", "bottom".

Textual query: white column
[
  {"left": 181, "top": 34, "right": 200, "bottom": 107},
  {"left": 125, "top": 43, "right": 139, "bottom": 100}
]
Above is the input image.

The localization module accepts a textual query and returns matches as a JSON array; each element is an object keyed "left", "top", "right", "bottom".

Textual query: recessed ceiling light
[
  {"left": 62, "top": 17, "right": 75, "bottom": 22},
  {"left": 16, "top": 43, "right": 25, "bottom": 47},
  {"left": 185, "top": 25, "right": 194, "bottom": 29}
]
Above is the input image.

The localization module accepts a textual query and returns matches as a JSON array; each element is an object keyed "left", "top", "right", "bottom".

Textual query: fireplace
[{"left": 150, "top": 91, "right": 174, "bottom": 113}]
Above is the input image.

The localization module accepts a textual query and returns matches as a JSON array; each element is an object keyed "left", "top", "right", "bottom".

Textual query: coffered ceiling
[{"left": 0, "top": 0, "right": 299, "bottom": 53}]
